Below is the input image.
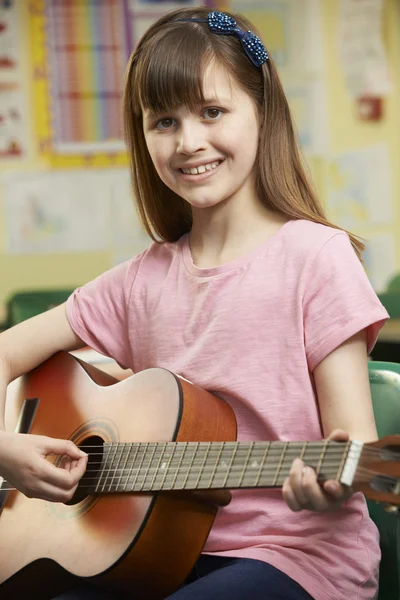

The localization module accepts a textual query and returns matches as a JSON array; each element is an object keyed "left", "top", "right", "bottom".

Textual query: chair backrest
[
  {"left": 4, "top": 289, "right": 75, "bottom": 328},
  {"left": 388, "top": 274, "right": 400, "bottom": 292},
  {"left": 368, "top": 361, "right": 400, "bottom": 600},
  {"left": 377, "top": 292, "right": 400, "bottom": 318}
]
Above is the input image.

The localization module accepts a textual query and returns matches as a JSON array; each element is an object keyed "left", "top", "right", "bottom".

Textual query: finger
[
  {"left": 327, "top": 429, "right": 349, "bottom": 442},
  {"left": 282, "top": 477, "right": 303, "bottom": 512},
  {"left": 40, "top": 437, "right": 87, "bottom": 460},
  {"left": 60, "top": 457, "right": 79, "bottom": 473},
  {"left": 300, "top": 466, "right": 332, "bottom": 511},
  {"left": 23, "top": 480, "right": 79, "bottom": 503},
  {"left": 323, "top": 479, "right": 351, "bottom": 501},
  {"left": 288, "top": 458, "right": 309, "bottom": 507},
  {"left": 39, "top": 456, "right": 87, "bottom": 490}
]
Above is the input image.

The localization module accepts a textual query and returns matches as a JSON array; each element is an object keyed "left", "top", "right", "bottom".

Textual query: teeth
[{"left": 181, "top": 161, "right": 221, "bottom": 175}]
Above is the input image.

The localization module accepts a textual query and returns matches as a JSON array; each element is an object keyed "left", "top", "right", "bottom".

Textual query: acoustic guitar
[{"left": 0, "top": 351, "right": 399, "bottom": 599}]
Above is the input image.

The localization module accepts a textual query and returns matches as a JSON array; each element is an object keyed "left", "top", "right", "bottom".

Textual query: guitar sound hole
[{"left": 66, "top": 435, "right": 104, "bottom": 506}]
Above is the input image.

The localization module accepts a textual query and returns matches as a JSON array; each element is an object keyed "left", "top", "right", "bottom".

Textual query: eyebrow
[{"left": 144, "top": 97, "right": 229, "bottom": 115}]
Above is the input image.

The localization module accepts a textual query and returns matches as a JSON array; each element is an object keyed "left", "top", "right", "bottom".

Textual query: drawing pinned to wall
[
  {"left": 2, "top": 170, "right": 110, "bottom": 254},
  {"left": 0, "top": 0, "right": 18, "bottom": 71},
  {"left": 325, "top": 145, "right": 393, "bottom": 231},
  {"left": 338, "top": 0, "right": 391, "bottom": 98},
  {"left": 0, "top": 82, "right": 27, "bottom": 158}
]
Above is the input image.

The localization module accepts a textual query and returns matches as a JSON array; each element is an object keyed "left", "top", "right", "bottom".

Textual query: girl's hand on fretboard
[{"left": 282, "top": 429, "right": 353, "bottom": 512}]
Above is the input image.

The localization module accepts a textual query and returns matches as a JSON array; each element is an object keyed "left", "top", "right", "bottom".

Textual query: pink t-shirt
[{"left": 66, "top": 219, "right": 388, "bottom": 600}]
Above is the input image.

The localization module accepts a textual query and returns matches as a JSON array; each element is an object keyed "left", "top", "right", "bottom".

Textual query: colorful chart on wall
[
  {"left": 0, "top": 0, "right": 29, "bottom": 160},
  {"left": 30, "top": 0, "right": 217, "bottom": 169}
]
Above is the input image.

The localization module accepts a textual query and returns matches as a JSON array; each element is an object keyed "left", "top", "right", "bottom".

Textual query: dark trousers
[{"left": 55, "top": 555, "right": 314, "bottom": 600}]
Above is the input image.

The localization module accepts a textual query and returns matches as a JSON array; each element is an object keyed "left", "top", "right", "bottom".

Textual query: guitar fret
[
  {"left": 149, "top": 443, "right": 168, "bottom": 490},
  {"left": 316, "top": 440, "right": 328, "bottom": 476},
  {"left": 95, "top": 445, "right": 112, "bottom": 493},
  {"left": 121, "top": 444, "right": 139, "bottom": 491},
  {"left": 271, "top": 442, "right": 288, "bottom": 486},
  {"left": 254, "top": 442, "right": 270, "bottom": 486},
  {"left": 102, "top": 444, "right": 116, "bottom": 493},
  {"left": 194, "top": 443, "right": 211, "bottom": 489},
  {"left": 221, "top": 443, "right": 238, "bottom": 488},
  {"left": 130, "top": 443, "right": 149, "bottom": 491},
  {"left": 181, "top": 442, "right": 199, "bottom": 489},
  {"left": 108, "top": 444, "right": 124, "bottom": 492},
  {"left": 299, "top": 441, "right": 307, "bottom": 461},
  {"left": 237, "top": 442, "right": 254, "bottom": 488},
  {"left": 207, "top": 442, "right": 225, "bottom": 488},
  {"left": 140, "top": 443, "right": 158, "bottom": 491},
  {"left": 168, "top": 442, "right": 187, "bottom": 490}
]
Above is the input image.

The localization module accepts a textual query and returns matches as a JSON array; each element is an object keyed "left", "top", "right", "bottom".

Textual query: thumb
[
  {"left": 41, "top": 437, "right": 87, "bottom": 459},
  {"left": 327, "top": 429, "right": 349, "bottom": 442}
]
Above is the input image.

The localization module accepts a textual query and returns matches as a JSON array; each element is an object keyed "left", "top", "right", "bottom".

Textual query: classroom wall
[
  {"left": 0, "top": 0, "right": 399, "bottom": 321},
  {"left": 321, "top": 0, "right": 400, "bottom": 268}
]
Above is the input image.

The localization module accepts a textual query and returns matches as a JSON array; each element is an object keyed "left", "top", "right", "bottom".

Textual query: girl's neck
[{"left": 189, "top": 195, "right": 289, "bottom": 269}]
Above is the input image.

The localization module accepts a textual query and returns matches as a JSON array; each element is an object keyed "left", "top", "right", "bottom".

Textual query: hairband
[{"left": 177, "top": 11, "right": 268, "bottom": 68}]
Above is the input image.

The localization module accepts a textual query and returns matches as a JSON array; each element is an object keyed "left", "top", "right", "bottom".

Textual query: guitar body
[{"left": 1, "top": 352, "right": 237, "bottom": 599}]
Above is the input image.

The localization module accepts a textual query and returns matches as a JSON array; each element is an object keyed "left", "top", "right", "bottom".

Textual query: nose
[{"left": 176, "top": 119, "right": 207, "bottom": 155}]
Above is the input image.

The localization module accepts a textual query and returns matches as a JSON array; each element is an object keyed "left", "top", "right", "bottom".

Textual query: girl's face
[{"left": 142, "top": 62, "right": 260, "bottom": 212}]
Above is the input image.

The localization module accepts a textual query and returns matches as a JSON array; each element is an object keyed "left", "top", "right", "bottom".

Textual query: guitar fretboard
[{"left": 86, "top": 440, "right": 354, "bottom": 494}]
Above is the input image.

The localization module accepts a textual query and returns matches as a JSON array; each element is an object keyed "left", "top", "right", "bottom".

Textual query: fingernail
[{"left": 80, "top": 450, "right": 87, "bottom": 457}]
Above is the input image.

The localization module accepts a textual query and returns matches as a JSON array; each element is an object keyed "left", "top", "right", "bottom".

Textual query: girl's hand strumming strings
[
  {"left": 282, "top": 429, "right": 352, "bottom": 512},
  {"left": 0, "top": 431, "right": 88, "bottom": 503}
]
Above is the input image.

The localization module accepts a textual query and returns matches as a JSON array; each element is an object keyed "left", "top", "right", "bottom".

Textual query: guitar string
[
  {"left": 66, "top": 443, "right": 393, "bottom": 460},
  {"left": 47, "top": 448, "right": 392, "bottom": 463},
  {"left": 62, "top": 442, "right": 390, "bottom": 459},
  {"left": 0, "top": 467, "right": 387, "bottom": 493},
  {"left": 0, "top": 465, "right": 386, "bottom": 491},
  {"left": 57, "top": 464, "right": 385, "bottom": 481}
]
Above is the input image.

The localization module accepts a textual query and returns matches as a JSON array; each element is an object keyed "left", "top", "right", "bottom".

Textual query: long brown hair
[{"left": 123, "top": 7, "right": 364, "bottom": 258}]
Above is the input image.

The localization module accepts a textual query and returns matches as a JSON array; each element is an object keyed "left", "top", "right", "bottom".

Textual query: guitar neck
[{"left": 90, "top": 439, "right": 363, "bottom": 494}]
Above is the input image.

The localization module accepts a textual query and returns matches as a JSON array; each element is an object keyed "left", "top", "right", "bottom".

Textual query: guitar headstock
[{"left": 353, "top": 435, "right": 400, "bottom": 513}]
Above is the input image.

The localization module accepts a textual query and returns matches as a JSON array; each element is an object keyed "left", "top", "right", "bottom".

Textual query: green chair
[
  {"left": 388, "top": 274, "right": 400, "bottom": 292},
  {"left": 377, "top": 292, "right": 400, "bottom": 319},
  {"left": 3, "top": 289, "right": 75, "bottom": 328},
  {"left": 368, "top": 361, "right": 400, "bottom": 600}
]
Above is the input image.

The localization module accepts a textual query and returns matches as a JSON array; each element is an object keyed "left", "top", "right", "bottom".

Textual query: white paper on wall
[
  {"left": 338, "top": 0, "right": 391, "bottom": 97},
  {"left": 2, "top": 170, "right": 111, "bottom": 255}
]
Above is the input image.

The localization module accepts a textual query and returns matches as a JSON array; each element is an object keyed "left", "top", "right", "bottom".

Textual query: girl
[{"left": 0, "top": 8, "right": 389, "bottom": 600}]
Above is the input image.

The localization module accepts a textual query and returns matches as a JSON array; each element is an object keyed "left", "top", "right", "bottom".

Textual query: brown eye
[
  {"left": 156, "top": 118, "right": 175, "bottom": 130},
  {"left": 203, "top": 108, "right": 223, "bottom": 120}
]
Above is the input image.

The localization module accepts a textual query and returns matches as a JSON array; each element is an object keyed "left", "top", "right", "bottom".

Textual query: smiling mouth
[{"left": 180, "top": 160, "right": 222, "bottom": 175}]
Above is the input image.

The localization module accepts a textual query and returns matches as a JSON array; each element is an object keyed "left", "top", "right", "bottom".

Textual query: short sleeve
[
  {"left": 303, "top": 232, "right": 389, "bottom": 372},
  {"left": 66, "top": 258, "right": 140, "bottom": 370}
]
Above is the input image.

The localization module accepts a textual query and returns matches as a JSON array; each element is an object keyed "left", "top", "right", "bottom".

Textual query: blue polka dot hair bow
[{"left": 178, "top": 11, "right": 268, "bottom": 68}]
